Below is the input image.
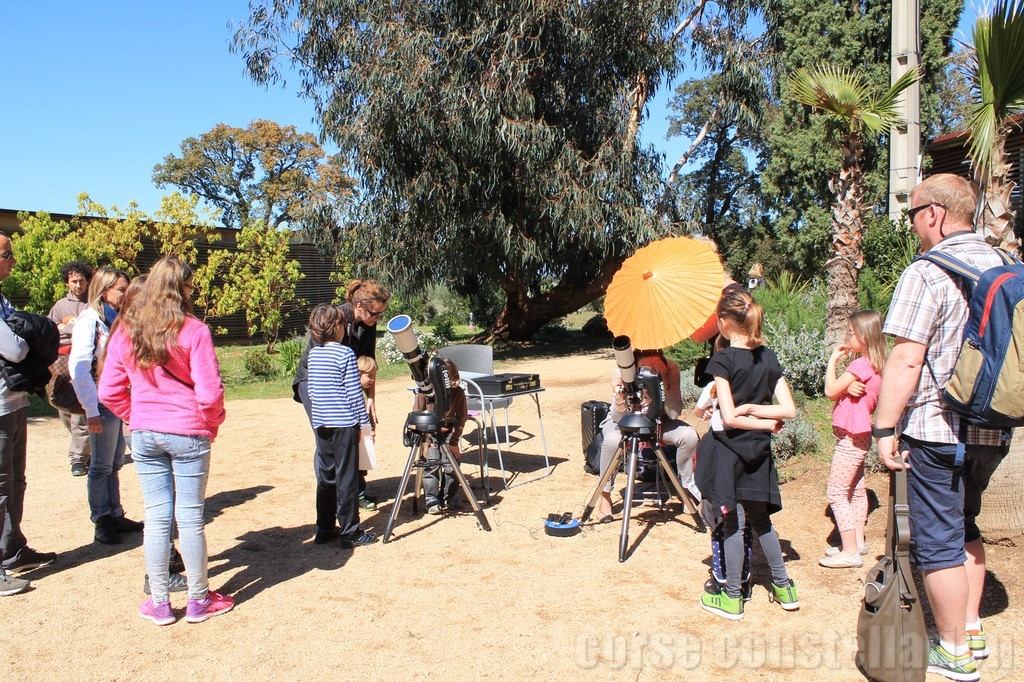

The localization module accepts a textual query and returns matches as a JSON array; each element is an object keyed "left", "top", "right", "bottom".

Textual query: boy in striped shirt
[{"left": 307, "top": 304, "right": 378, "bottom": 548}]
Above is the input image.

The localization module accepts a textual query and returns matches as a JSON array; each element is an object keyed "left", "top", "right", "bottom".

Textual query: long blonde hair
[
  {"left": 126, "top": 256, "right": 194, "bottom": 369},
  {"left": 849, "top": 309, "right": 887, "bottom": 374},
  {"left": 97, "top": 274, "right": 147, "bottom": 383},
  {"left": 86, "top": 266, "right": 129, "bottom": 316}
]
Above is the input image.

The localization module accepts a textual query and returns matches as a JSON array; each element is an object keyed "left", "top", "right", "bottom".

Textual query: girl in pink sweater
[{"left": 99, "top": 255, "right": 231, "bottom": 626}]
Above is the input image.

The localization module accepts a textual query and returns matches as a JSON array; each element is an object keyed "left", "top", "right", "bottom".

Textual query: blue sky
[{"left": 0, "top": 2, "right": 981, "bottom": 218}]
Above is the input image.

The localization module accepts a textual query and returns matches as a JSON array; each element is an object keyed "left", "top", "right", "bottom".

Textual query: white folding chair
[{"left": 438, "top": 344, "right": 512, "bottom": 449}]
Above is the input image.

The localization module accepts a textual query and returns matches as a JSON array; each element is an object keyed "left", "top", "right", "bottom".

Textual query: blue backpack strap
[
  {"left": 916, "top": 251, "right": 982, "bottom": 283},
  {"left": 995, "top": 247, "right": 1021, "bottom": 265},
  {"left": 955, "top": 420, "right": 967, "bottom": 467}
]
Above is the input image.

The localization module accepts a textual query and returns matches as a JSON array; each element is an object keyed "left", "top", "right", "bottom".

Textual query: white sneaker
[
  {"left": 818, "top": 553, "right": 864, "bottom": 568},
  {"left": 824, "top": 542, "right": 867, "bottom": 557}
]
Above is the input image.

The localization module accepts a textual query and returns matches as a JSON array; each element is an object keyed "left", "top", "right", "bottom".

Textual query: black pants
[
  {"left": 0, "top": 408, "right": 28, "bottom": 565},
  {"left": 299, "top": 380, "right": 368, "bottom": 499},
  {"left": 314, "top": 425, "right": 361, "bottom": 538}
]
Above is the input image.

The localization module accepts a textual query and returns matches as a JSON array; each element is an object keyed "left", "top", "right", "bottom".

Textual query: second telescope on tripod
[
  {"left": 380, "top": 315, "right": 491, "bottom": 542},
  {"left": 583, "top": 334, "right": 701, "bottom": 561}
]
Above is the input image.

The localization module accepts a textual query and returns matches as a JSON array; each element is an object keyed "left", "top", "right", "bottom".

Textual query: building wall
[{"left": 925, "top": 124, "right": 1024, "bottom": 236}]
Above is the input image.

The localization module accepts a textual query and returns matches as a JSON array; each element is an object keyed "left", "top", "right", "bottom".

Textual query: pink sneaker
[
  {"left": 184, "top": 591, "right": 234, "bottom": 623},
  {"left": 139, "top": 598, "right": 175, "bottom": 626}
]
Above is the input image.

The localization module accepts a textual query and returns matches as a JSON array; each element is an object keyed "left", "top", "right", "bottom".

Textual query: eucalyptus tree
[
  {"left": 233, "top": 1, "right": 763, "bottom": 339},
  {"left": 966, "top": 0, "right": 1024, "bottom": 252},
  {"left": 790, "top": 65, "right": 922, "bottom": 342}
]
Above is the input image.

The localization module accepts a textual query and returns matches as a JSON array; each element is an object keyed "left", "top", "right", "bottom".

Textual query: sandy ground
[{"left": 0, "top": 350, "right": 1020, "bottom": 681}]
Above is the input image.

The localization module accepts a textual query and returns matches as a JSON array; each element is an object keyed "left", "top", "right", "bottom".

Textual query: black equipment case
[{"left": 582, "top": 400, "right": 610, "bottom": 474}]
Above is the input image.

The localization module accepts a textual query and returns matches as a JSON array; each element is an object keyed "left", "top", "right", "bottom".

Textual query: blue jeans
[
  {"left": 133, "top": 430, "right": 211, "bottom": 603},
  {"left": 901, "top": 436, "right": 1009, "bottom": 571},
  {"left": 87, "top": 404, "right": 125, "bottom": 522}
]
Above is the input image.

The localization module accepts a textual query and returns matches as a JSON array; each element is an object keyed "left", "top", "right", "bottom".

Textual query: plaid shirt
[{"left": 883, "top": 231, "right": 1007, "bottom": 446}]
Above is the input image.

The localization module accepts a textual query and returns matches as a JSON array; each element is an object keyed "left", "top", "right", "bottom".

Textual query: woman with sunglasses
[{"left": 293, "top": 279, "right": 391, "bottom": 519}]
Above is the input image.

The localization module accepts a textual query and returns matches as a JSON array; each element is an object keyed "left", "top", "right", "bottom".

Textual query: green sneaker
[
  {"left": 700, "top": 588, "right": 744, "bottom": 621},
  {"left": 927, "top": 644, "right": 979, "bottom": 682},
  {"left": 966, "top": 629, "right": 988, "bottom": 660},
  {"left": 770, "top": 579, "right": 800, "bottom": 611}
]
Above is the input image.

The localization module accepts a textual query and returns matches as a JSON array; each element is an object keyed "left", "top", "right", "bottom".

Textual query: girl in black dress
[{"left": 695, "top": 288, "right": 799, "bottom": 621}]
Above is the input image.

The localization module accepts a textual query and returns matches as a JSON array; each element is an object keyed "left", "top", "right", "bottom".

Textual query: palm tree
[
  {"left": 966, "top": 0, "right": 1024, "bottom": 252},
  {"left": 967, "top": 0, "right": 1024, "bottom": 544},
  {"left": 790, "top": 65, "right": 922, "bottom": 343}
]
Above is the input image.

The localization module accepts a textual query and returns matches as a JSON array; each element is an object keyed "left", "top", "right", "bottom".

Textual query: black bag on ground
[
  {"left": 582, "top": 401, "right": 609, "bottom": 475},
  {"left": 856, "top": 463, "right": 927, "bottom": 682}
]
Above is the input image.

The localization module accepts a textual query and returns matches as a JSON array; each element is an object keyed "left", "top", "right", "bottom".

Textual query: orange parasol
[{"left": 604, "top": 236, "right": 724, "bottom": 350}]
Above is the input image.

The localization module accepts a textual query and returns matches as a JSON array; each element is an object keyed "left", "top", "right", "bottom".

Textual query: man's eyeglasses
[
  {"left": 0, "top": 251, "right": 13, "bottom": 262},
  {"left": 907, "top": 202, "right": 946, "bottom": 222}
]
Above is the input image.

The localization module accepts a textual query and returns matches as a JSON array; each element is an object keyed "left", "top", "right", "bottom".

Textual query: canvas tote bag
[{"left": 856, "top": 461, "right": 927, "bottom": 682}]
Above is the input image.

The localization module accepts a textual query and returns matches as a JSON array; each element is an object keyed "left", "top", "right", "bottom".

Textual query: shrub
[
  {"left": 772, "top": 413, "right": 820, "bottom": 466},
  {"left": 677, "top": 369, "right": 702, "bottom": 407},
  {"left": 581, "top": 314, "right": 612, "bottom": 338},
  {"left": 764, "top": 320, "right": 828, "bottom": 397},
  {"left": 243, "top": 348, "right": 276, "bottom": 378},
  {"left": 431, "top": 311, "right": 458, "bottom": 341},
  {"left": 540, "top": 317, "right": 568, "bottom": 334},
  {"left": 276, "top": 336, "right": 305, "bottom": 376},
  {"left": 666, "top": 338, "right": 712, "bottom": 374},
  {"left": 755, "top": 273, "right": 827, "bottom": 335},
  {"left": 376, "top": 328, "right": 451, "bottom": 364}
]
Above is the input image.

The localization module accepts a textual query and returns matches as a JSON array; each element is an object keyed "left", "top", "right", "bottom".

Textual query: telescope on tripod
[
  {"left": 581, "top": 335, "right": 702, "bottom": 561},
  {"left": 381, "top": 315, "right": 491, "bottom": 543}
]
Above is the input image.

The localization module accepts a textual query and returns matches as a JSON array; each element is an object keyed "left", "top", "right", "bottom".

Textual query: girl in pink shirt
[
  {"left": 99, "top": 256, "right": 231, "bottom": 625},
  {"left": 820, "top": 310, "right": 886, "bottom": 568}
]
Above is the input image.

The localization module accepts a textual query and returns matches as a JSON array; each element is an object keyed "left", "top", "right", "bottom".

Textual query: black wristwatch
[{"left": 871, "top": 425, "right": 896, "bottom": 438}]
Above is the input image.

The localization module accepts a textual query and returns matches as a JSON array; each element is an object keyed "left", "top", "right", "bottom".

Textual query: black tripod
[
  {"left": 382, "top": 410, "right": 491, "bottom": 543},
  {"left": 581, "top": 413, "right": 702, "bottom": 562}
]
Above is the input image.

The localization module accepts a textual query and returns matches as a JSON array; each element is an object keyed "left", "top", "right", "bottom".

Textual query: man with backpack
[
  {"left": 873, "top": 173, "right": 1012, "bottom": 682},
  {"left": 47, "top": 261, "right": 93, "bottom": 477}
]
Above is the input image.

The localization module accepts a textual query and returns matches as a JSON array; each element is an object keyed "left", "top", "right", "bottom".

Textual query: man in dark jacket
[{"left": 0, "top": 233, "right": 56, "bottom": 595}]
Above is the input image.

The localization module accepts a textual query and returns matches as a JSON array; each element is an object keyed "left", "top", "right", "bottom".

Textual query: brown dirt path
[{"left": 1, "top": 350, "right": 1020, "bottom": 680}]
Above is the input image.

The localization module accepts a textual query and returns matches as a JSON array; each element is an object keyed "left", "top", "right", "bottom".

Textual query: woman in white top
[{"left": 70, "top": 266, "right": 142, "bottom": 545}]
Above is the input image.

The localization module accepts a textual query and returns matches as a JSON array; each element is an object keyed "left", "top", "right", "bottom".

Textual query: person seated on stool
[
  {"left": 595, "top": 349, "right": 699, "bottom": 521},
  {"left": 413, "top": 358, "right": 467, "bottom": 515}
]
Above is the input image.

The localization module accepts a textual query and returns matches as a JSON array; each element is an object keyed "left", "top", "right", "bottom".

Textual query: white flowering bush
[
  {"left": 377, "top": 329, "right": 452, "bottom": 365},
  {"left": 764, "top": 320, "right": 828, "bottom": 397}
]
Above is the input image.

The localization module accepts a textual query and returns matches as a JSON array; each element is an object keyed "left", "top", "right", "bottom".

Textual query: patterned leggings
[{"left": 826, "top": 427, "right": 870, "bottom": 533}]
